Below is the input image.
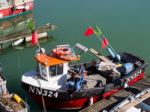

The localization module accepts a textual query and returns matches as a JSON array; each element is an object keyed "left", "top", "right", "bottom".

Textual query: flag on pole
[
  {"left": 84, "top": 26, "right": 103, "bottom": 37},
  {"left": 94, "top": 25, "right": 102, "bottom": 37},
  {"left": 101, "top": 37, "right": 109, "bottom": 49},
  {"left": 31, "top": 30, "right": 38, "bottom": 45},
  {"left": 83, "top": 26, "right": 94, "bottom": 36}
]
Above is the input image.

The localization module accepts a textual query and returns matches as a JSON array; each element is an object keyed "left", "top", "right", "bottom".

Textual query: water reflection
[
  {"left": 0, "top": 11, "right": 33, "bottom": 37},
  {"left": 0, "top": 11, "right": 56, "bottom": 50}
]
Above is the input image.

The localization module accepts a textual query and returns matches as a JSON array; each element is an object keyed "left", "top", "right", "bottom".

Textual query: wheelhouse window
[
  {"left": 41, "top": 64, "right": 47, "bottom": 77},
  {"left": 49, "top": 64, "right": 63, "bottom": 76}
]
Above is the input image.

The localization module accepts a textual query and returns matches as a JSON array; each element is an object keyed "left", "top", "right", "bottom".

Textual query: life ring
[{"left": 52, "top": 47, "right": 72, "bottom": 56}]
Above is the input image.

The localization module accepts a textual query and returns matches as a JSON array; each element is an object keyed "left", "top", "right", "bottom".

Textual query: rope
[
  {"left": 25, "top": 94, "right": 30, "bottom": 111},
  {"left": 35, "top": 76, "right": 47, "bottom": 112}
]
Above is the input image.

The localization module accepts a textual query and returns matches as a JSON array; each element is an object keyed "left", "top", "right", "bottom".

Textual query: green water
[{"left": 0, "top": 0, "right": 150, "bottom": 111}]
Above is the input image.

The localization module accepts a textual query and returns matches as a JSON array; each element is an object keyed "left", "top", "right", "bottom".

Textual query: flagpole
[
  {"left": 101, "top": 33, "right": 118, "bottom": 56},
  {"left": 84, "top": 25, "right": 120, "bottom": 61},
  {"left": 94, "top": 31, "right": 103, "bottom": 42},
  {"left": 94, "top": 25, "right": 118, "bottom": 57}
]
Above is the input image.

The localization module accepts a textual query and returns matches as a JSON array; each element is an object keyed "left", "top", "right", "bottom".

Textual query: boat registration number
[
  {"left": 126, "top": 69, "right": 142, "bottom": 82},
  {"left": 29, "top": 86, "right": 58, "bottom": 98}
]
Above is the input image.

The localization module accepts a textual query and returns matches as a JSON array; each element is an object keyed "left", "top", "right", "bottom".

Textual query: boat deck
[
  {"left": 85, "top": 74, "right": 106, "bottom": 89},
  {"left": 79, "top": 76, "right": 150, "bottom": 112}
]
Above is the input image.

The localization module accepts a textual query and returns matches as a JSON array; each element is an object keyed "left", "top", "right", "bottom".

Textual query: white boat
[{"left": 12, "top": 38, "right": 24, "bottom": 46}]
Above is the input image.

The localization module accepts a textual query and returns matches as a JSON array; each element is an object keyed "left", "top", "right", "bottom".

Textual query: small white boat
[{"left": 12, "top": 38, "right": 24, "bottom": 46}]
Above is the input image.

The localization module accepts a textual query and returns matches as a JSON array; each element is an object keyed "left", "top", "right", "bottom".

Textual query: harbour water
[{"left": 0, "top": 0, "right": 150, "bottom": 111}]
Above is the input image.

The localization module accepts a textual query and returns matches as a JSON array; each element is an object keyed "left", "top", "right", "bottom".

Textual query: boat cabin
[
  {"left": 35, "top": 53, "right": 69, "bottom": 81},
  {"left": 35, "top": 43, "right": 88, "bottom": 82}
]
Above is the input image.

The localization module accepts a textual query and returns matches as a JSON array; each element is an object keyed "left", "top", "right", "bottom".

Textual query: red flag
[
  {"left": 84, "top": 26, "right": 94, "bottom": 36},
  {"left": 101, "top": 37, "right": 109, "bottom": 49},
  {"left": 31, "top": 31, "right": 38, "bottom": 45}
]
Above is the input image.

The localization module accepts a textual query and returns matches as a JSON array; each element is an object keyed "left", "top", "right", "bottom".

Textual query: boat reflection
[{"left": 0, "top": 11, "right": 33, "bottom": 37}]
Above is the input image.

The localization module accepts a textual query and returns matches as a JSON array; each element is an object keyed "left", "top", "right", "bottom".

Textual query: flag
[
  {"left": 101, "top": 37, "right": 109, "bottom": 49},
  {"left": 31, "top": 31, "right": 38, "bottom": 45},
  {"left": 94, "top": 25, "right": 102, "bottom": 36},
  {"left": 83, "top": 26, "right": 94, "bottom": 36},
  {"left": 84, "top": 26, "right": 103, "bottom": 37}
]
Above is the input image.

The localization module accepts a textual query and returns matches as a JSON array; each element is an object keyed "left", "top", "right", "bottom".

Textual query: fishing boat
[
  {"left": 104, "top": 88, "right": 150, "bottom": 112},
  {"left": 0, "top": 63, "right": 29, "bottom": 112},
  {"left": 21, "top": 42, "right": 148, "bottom": 110},
  {"left": 0, "top": 0, "right": 34, "bottom": 20}
]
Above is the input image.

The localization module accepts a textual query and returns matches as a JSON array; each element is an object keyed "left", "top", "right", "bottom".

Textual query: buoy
[{"left": 12, "top": 94, "right": 22, "bottom": 103}]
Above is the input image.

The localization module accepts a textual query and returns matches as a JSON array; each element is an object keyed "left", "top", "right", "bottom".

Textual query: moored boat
[
  {"left": 21, "top": 43, "right": 148, "bottom": 110},
  {"left": 0, "top": 93, "right": 29, "bottom": 112},
  {"left": 0, "top": 0, "right": 34, "bottom": 20},
  {"left": 0, "top": 63, "right": 29, "bottom": 112}
]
